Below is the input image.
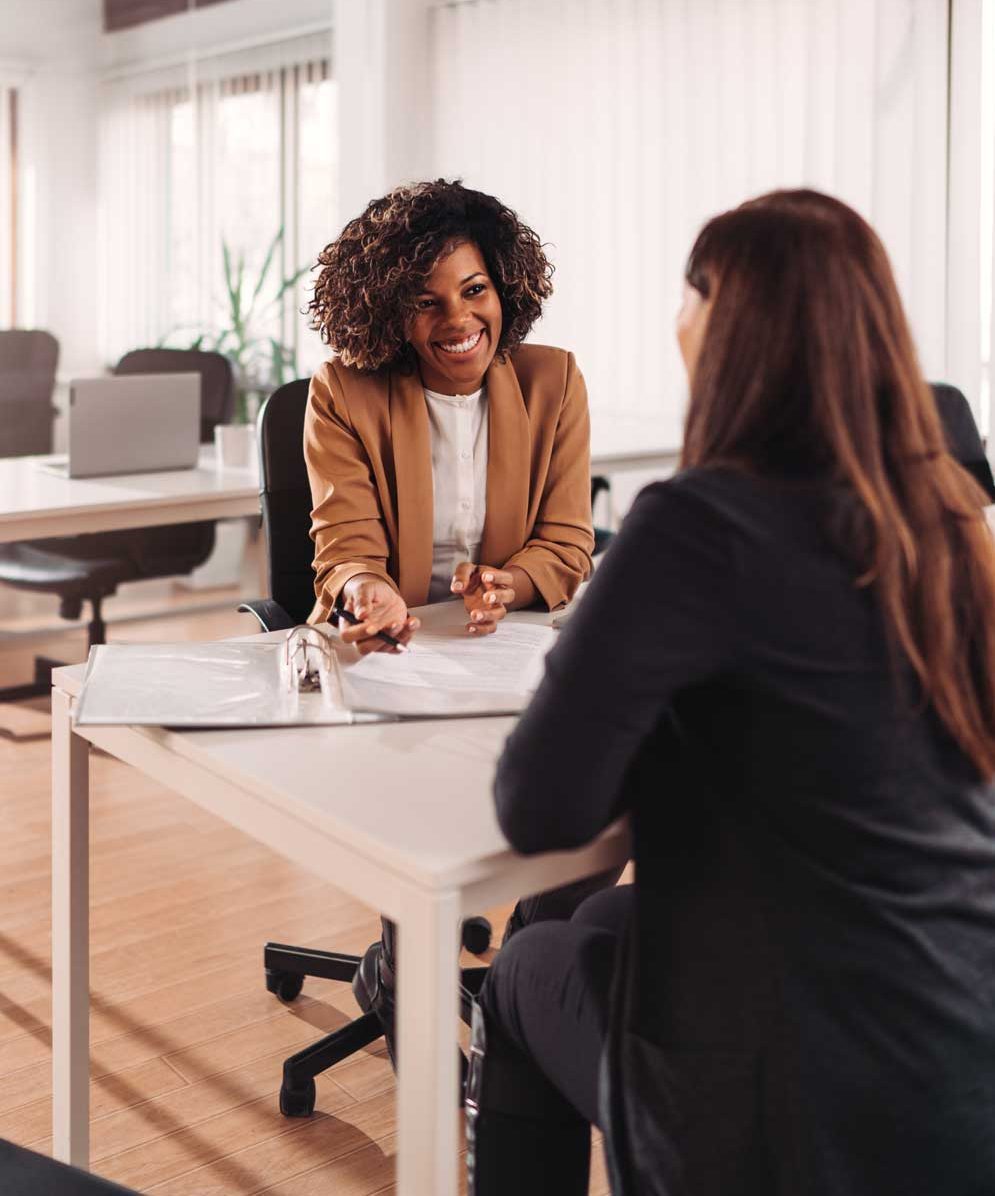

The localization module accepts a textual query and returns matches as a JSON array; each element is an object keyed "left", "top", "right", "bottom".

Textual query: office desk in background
[
  {"left": 0, "top": 447, "right": 260, "bottom": 544},
  {"left": 50, "top": 601, "right": 630, "bottom": 1196},
  {"left": 0, "top": 423, "right": 676, "bottom": 543}
]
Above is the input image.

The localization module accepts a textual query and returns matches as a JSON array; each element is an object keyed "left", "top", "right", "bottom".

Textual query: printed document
[{"left": 336, "top": 621, "right": 556, "bottom": 716}]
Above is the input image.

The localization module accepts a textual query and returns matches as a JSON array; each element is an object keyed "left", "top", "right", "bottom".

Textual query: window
[{"left": 99, "top": 37, "right": 335, "bottom": 399}]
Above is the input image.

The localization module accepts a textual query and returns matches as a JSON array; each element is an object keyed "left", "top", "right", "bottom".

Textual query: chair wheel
[
  {"left": 265, "top": 969, "right": 304, "bottom": 1001},
  {"left": 461, "top": 916, "right": 491, "bottom": 956},
  {"left": 279, "top": 1078, "right": 316, "bottom": 1117}
]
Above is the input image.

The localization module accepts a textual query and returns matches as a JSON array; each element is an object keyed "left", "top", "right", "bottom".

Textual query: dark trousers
[
  {"left": 379, "top": 866, "right": 624, "bottom": 971},
  {"left": 468, "top": 885, "right": 632, "bottom": 1195}
]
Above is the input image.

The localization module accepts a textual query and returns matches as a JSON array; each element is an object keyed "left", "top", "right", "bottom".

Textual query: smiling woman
[
  {"left": 304, "top": 178, "right": 594, "bottom": 646},
  {"left": 303, "top": 180, "right": 612, "bottom": 1070}
]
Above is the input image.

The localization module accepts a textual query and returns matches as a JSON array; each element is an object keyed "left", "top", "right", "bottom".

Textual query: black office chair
[
  {"left": 0, "top": 329, "right": 60, "bottom": 457},
  {"left": 0, "top": 350, "right": 236, "bottom": 696},
  {"left": 591, "top": 474, "right": 614, "bottom": 555},
  {"left": 0, "top": 1138, "right": 138, "bottom": 1195},
  {"left": 239, "top": 378, "right": 490, "bottom": 1117},
  {"left": 931, "top": 382, "right": 995, "bottom": 501}
]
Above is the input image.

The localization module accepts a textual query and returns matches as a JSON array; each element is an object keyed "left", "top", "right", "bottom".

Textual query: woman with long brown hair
[{"left": 464, "top": 190, "right": 995, "bottom": 1195}]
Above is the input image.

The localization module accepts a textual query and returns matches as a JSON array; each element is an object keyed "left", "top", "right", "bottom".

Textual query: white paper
[{"left": 335, "top": 622, "right": 556, "bottom": 716}]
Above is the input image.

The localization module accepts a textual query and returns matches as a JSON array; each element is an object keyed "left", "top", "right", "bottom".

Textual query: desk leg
[
  {"left": 51, "top": 688, "right": 90, "bottom": 1167},
  {"left": 396, "top": 888, "right": 461, "bottom": 1196}
]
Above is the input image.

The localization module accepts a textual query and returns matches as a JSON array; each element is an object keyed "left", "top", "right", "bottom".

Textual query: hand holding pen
[{"left": 337, "top": 574, "right": 419, "bottom": 655}]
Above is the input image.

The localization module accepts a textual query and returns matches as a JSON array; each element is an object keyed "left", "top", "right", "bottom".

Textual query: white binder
[{"left": 74, "top": 613, "right": 556, "bottom": 728}]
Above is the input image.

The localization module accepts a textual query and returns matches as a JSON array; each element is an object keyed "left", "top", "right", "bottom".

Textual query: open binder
[{"left": 74, "top": 618, "right": 556, "bottom": 728}]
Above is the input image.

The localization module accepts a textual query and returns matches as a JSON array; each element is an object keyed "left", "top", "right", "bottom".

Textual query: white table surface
[
  {"left": 50, "top": 601, "right": 629, "bottom": 1195},
  {"left": 0, "top": 425, "right": 677, "bottom": 550},
  {"left": 0, "top": 447, "right": 260, "bottom": 543}
]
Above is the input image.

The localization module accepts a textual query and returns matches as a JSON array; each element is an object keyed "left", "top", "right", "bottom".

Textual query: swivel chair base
[
  {"left": 0, "top": 593, "right": 109, "bottom": 707},
  {"left": 264, "top": 932, "right": 491, "bottom": 1117}
]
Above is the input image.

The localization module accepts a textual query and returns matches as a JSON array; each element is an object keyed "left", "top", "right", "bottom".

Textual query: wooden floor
[{"left": 0, "top": 590, "right": 610, "bottom": 1193}]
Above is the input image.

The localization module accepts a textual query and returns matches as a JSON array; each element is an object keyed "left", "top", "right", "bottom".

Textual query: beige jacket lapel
[
  {"left": 480, "top": 355, "right": 531, "bottom": 568},
  {"left": 388, "top": 367, "right": 434, "bottom": 606}
]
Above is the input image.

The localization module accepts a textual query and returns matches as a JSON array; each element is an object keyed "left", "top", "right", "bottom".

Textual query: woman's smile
[
  {"left": 436, "top": 327, "right": 485, "bottom": 356},
  {"left": 406, "top": 240, "right": 504, "bottom": 393}
]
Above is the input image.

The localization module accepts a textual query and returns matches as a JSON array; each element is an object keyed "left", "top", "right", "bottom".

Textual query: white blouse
[{"left": 423, "top": 385, "right": 489, "bottom": 603}]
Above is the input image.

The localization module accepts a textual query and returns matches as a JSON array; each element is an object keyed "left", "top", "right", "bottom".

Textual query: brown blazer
[{"left": 304, "top": 344, "right": 595, "bottom": 622}]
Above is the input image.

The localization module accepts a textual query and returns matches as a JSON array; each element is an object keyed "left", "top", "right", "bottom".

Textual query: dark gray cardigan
[{"left": 496, "top": 451, "right": 995, "bottom": 1195}]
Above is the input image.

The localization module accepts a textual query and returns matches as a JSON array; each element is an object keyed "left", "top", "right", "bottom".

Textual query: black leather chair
[
  {"left": 591, "top": 473, "right": 614, "bottom": 555},
  {"left": 0, "top": 329, "right": 60, "bottom": 457},
  {"left": 238, "top": 379, "right": 499, "bottom": 1117},
  {"left": 0, "top": 350, "right": 235, "bottom": 695},
  {"left": 932, "top": 382, "right": 995, "bottom": 501},
  {"left": 0, "top": 1138, "right": 138, "bottom": 1194}
]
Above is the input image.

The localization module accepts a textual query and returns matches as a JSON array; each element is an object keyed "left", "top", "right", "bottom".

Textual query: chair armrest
[{"left": 237, "top": 599, "right": 296, "bottom": 632}]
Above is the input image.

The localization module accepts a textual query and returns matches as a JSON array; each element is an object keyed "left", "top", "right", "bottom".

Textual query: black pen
[{"left": 331, "top": 606, "right": 407, "bottom": 652}]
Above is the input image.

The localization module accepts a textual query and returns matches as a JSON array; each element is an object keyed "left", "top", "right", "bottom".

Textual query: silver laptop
[{"left": 44, "top": 374, "right": 201, "bottom": 479}]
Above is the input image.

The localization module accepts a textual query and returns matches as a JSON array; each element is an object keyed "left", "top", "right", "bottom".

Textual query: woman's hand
[
  {"left": 339, "top": 573, "right": 419, "bottom": 655},
  {"left": 451, "top": 563, "right": 517, "bottom": 636}
]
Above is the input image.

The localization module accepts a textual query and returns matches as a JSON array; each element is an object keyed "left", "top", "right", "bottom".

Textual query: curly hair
[{"left": 307, "top": 179, "right": 554, "bottom": 372}]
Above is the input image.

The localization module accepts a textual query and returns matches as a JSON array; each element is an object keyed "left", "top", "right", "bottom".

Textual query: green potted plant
[
  {"left": 163, "top": 226, "right": 311, "bottom": 466},
  {"left": 164, "top": 228, "right": 310, "bottom": 587}
]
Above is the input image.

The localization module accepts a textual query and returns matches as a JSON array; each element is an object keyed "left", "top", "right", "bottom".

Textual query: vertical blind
[
  {"left": 983, "top": 0, "right": 995, "bottom": 430},
  {"left": 0, "top": 84, "right": 16, "bottom": 327},
  {"left": 432, "top": 0, "right": 950, "bottom": 447}
]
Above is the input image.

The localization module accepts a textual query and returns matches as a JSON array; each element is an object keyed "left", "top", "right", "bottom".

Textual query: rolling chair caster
[
  {"left": 265, "top": 969, "right": 305, "bottom": 1002},
  {"left": 461, "top": 915, "right": 492, "bottom": 956},
  {"left": 279, "top": 1077, "right": 316, "bottom": 1118}
]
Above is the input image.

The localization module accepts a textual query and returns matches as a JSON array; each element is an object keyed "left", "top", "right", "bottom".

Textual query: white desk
[
  {"left": 0, "top": 448, "right": 259, "bottom": 544},
  {"left": 50, "top": 603, "right": 629, "bottom": 1195},
  {"left": 0, "top": 436, "right": 675, "bottom": 543}
]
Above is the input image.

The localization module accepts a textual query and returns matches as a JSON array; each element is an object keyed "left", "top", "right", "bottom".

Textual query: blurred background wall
[{"left": 0, "top": 0, "right": 992, "bottom": 458}]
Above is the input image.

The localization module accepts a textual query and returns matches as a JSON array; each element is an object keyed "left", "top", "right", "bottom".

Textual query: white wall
[
  {"left": 332, "top": 0, "right": 433, "bottom": 229},
  {"left": 1, "top": 0, "right": 103, "bottom": 381},
  {"left": 101, "top": 0, "right": 332, "bottom": 75}
]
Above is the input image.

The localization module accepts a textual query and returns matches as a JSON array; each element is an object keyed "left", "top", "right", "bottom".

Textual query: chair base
[
  {"left": 0, "top": 593, "right": 108, "bottom": 708},
  {"left": 280, "top": 1011, "right": 384, "bottom": 1116},
  {"left": 0, "top": 654, "right": 65, "bottom": 704},
  {"left": 263, "top": 939, "right": 490, "bottom": 1118}
]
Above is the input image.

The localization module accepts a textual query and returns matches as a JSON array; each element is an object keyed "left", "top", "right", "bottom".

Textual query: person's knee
[
  {"left": 483, "top": 922, "right": 556, "bottom": 1038},
  {"left": 571, "top": 882, "right": 633, "bottom": 934}
]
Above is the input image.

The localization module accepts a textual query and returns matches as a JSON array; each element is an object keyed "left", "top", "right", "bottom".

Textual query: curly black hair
[{"left": 307, "top": 179, "right": 554, "bottom": 372}]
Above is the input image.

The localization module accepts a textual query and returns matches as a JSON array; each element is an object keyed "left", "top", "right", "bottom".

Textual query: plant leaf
[
  {"left": 232, "top": 251, "right": 245, "bottom": 332},
  {"left": 248, "top": 225, "right": 284, "bottom": 314},
  {"left": 260, "top": 264, "right": 312, "bottom": 314},
  {"left": 222, "top": 240, "right": 237, "bottom": 313}
]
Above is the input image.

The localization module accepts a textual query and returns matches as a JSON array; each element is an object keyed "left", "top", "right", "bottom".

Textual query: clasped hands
[{"left": 338, "top": 564, "right": 517, "bottom": 656}]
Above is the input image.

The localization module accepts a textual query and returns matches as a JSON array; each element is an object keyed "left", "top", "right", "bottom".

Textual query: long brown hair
[{"left": 682, "top": 188, "right": 995, "bottom": 778}]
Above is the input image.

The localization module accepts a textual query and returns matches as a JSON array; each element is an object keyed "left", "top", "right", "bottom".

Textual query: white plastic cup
[{"left": 214, "top": 423, "right": 255, "bottom": 469}]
